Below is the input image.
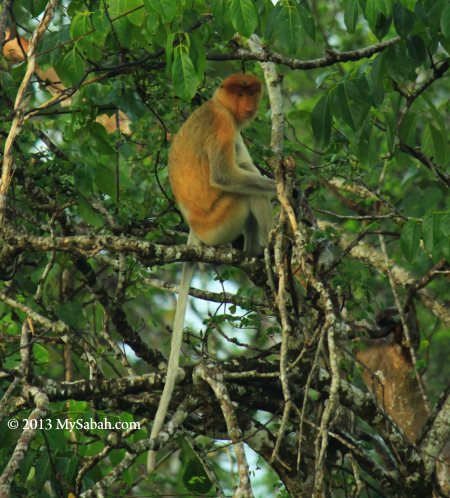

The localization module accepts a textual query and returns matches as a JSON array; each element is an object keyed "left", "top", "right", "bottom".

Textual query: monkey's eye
[{"left": 236, "top": 91, "right": 244, "bottom": 97}]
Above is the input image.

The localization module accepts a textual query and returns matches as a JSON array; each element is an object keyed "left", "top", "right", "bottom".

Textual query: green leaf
[
  {"left": 33, "top": 343, "right": 49, "bottom": 364},
  {"left": 358, "top": 120, "right": 372, "bottom": 165},
  {"left": 422, "top": 211, "right": 442, "bottom": 253},
  {"left": 344, "top": 0, "right": 359, "bottom": 33},
  {"left": 299, "top": 1, "right": 316, "bottom": 40},
  {"left": 89, "top": 122, "right": 116, "bottom": 155},
  {"left": 311, "top": 94, "right": 333, "bottom": 145},
  {"left": 374, "top": 12, "right": 391, "bottom": 38},
  {"left": 400, "top": 0, "right": 415, "bottom": 9},
  {"left": 429, "top": 125, "right": 447, "bottom": 165},
  {"left": 370, "top": 52, "right": 385, "bottom": 86},
  {"left": 334, "top": 76, "right": 372, "bottom": 128},
  {"left": 71, "top": 12, "right": 104, "bottom": 61},
  {"left": 19, "top": 451, "right": 34, "bottom": 483},
  {"left": 385, "top": 42, "right": 416, "bottom": 82},
  {"left": 400, "top": 221, "right": 421, "bottom": 262},
  {"left": 190, "top": 33, "right": 207, "bottom": 78},
  {"left": 211, "top": 0, "right": 236, "bottom": 39},
  {"left": 35, "top": 454, "right": 50, "bottom": 490},
  {"left": 182, "top": 457, "right": 212, "bottom": 494},
  {"left": 442, "top": 4, "right": 450, "bottom": 39},
  {"left": 415, "top": 0, "right": 447, "bottom": 29},
  {"left": 165, "top": 32, "right": 175, "bottom": 76},
  {"left": 334, "top": 82, "right": 355, "bottom": 129},
  {"left": 393, "top": 2, "right": 416, "bottom": 36},
  {"left": 77, "top": 195, "right": 105, "bottom": 228},
  {"left": 172, "top": 45, "right": 200, "bottom": 101},
  {"left": 441, "top": 213, "right": 450, "bottom": 236},
  {"left": 95, "top": 165, "right": 117, "bottom": 198},
  {"left": 422, "top": 124, "right": 448, "bottom": 165},
  {"left": 230, "top": 0, "right": 258, "bottom": 37},
  {"left": 144, "top": 0, "right": 177, "bottom": 23},
  {"left": 406, "top": 35, "right": 428, "bottom": 67},
  {"left": 30, "top": 0, "right": 47, "bottom": 16},
  {"left": 56, "top": 302, "right": 87, "bottom": 329},
  {"left": 126, "top": 0, "right": 145, "bottom": 26},
  {"left": 57, "top": 48, "right": 85, "bottom": 86},
  {"left": 398, "top": 112, "right": 417, "bottom": 145},
  {"left": 266, "top": 1, "right": 304, "bottom": 55},
  {"left": 365, "top": 0, "right": 378, "bottom": 30},
  {"left": 70, "top": 11, "right": 91, "bottom": 41},
  {"left": 307, "top": 388, "right": 320, "bottom": 401},
  {"left": 365, "top": 0, "right": 392, "bottom": 38}
]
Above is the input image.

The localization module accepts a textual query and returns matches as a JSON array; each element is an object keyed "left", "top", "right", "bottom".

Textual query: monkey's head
[{"left": 216, "top": 73, "right": 262, "bottom": 125}]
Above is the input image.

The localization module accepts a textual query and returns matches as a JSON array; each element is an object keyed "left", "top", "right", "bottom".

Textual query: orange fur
[
  {"left": 2, "top": 29, "right": 131, "bottom": 135},
  {"left": 148, "top": 74, "right": 274, "bottom": 472},
  {"left": 169, "top": 73, "right": 263, "bottom": 245},
  {"left": 3, "top": 30, "right": 29, "bottom": 62}
]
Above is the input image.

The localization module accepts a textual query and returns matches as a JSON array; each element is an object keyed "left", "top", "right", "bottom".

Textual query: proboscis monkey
[
  {"left": 2, "top": 29, "right": 131, "bottom": 134},
  {"left": 147, "top": 73, "right": 276, "bottom": 471}
]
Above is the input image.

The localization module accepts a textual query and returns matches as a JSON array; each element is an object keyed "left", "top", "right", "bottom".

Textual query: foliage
[{"left": 0, "top": 0, "right": 449, "bottom": 497}]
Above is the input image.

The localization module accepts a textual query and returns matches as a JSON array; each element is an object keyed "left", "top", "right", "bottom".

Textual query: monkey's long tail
[{"left": 147, "top": 259, "right": 196, "bottom": 473}]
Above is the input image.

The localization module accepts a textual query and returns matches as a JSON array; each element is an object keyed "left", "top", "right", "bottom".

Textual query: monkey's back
[{"left": 169, "top": 101, "right": 249, "bottom": 246}]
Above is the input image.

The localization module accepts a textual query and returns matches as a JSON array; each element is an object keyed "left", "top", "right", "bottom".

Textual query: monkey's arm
[{"left": 209, "top": 145, "right": 276, "bottom": 195}]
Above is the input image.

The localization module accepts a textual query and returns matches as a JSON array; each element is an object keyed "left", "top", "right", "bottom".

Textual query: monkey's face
[
  {"left": 233, "top": 89, "right": 261, "bottom": 124},
  {"left": 217, "top": 74, "right": 263, "bottom": 125}
]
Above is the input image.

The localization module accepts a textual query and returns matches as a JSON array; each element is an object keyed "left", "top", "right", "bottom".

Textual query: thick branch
[
  {"left": 0, "top": 230, "right": 262, "bottom": 276},
  {"left": 209, "top": 37, "right": 400, "bottom": 70}
]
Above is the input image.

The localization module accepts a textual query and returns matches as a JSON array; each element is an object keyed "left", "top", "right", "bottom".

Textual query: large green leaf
[
  {"left": 334, "top": 76, "right": 371, "bottom": 129},
  {"left": 172, "top": 45, "right": 200, "bottom": 101},
  {"left": 442, "top": 4, "right": 450, "bottom": 39},
  {"left": 57, "top": 48, "right": 85, "bottom": 86},
  {"left": 365, "top": 0, "right": 392, "bottom": 38},
  {"left": 71, "top": 11, "right": 103, "bottom": 61},
  {"left": 422, "top": 124, "right": 448, "bottom": 166},
  {"left": 78, "top": 195, "right": 105, "bottom": 227},
  {"left": 344, "top": 0, "right": 359, "bottom": 33},
  {"left": 144, "top": 0, "right": 178, "bottom": 22},
  {"left": 230, "top": 0, "right": 258, "bottom": 37},
  {"left": 400, "top": 221, "right": 421, "bottom": 262},
  {"left": 311, "top": 94, "right": 333, "bottom": 145},
  {"left": 334, "top": 82, "right": 355, "bottom": 130},
  {"left": 422, "top": 211, "right": 443, "bottom": 254},
  {"left": 393, "top": 2, "right": 416, "bottom": 36},
  {"left": 299, "top": 0, "right": 316, "bottom": 40},
  {"left": 182, "top": 457, "right": 212, "bottom": 494},
  {"left": 266, "top": 1, "right": 304, "bottom": 54},
  {"left": 406, "top": 35, "right": 428, "bottom": 67}
]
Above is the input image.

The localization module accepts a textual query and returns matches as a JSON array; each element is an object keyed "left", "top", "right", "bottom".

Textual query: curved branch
[{"left": 209, "top": 37, "right": 400, "bottom": 70}]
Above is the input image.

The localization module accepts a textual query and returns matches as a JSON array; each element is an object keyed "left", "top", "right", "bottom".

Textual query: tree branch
[{"left": 209, "top": 37, "right": 400, "bottom": 70}]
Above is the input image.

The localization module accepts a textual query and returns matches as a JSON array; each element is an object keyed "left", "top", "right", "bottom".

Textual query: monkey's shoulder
[{"left": 174, "top": 100, "right": 236, "bottom": 148}]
